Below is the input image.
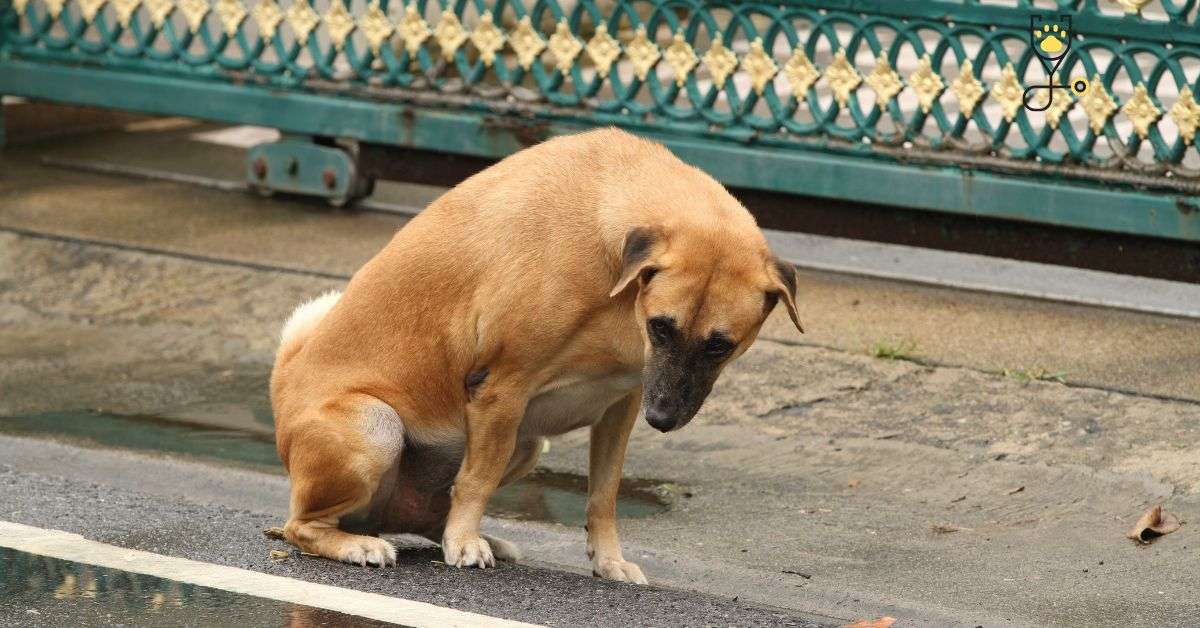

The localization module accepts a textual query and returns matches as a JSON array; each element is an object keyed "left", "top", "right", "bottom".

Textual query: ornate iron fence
[{"left": 1, "top": 0, "right": 1198, "bottom": 240}]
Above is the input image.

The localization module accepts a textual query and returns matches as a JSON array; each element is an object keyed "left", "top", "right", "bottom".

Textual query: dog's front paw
[
  {"left": 443, "top": 534, "right": 495, "bottom": 568},
  {"left": 592, "top": 557, "right": 648, "bottom": 584},
  {"left": 335, "top": 535, "right": 397, "bottom": 567}
]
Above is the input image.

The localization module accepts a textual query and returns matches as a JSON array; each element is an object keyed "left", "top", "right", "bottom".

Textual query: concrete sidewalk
[
  {"left": 3, "top": 129, "right": 1200, "bottom": 402},
  {"left": 3, "top": 123, "right": 1200, "bottom": 626}
]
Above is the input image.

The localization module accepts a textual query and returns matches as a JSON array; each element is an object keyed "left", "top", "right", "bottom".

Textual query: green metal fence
[{"left": 2, "top": 0, "right": 1199, "bottom": 240}]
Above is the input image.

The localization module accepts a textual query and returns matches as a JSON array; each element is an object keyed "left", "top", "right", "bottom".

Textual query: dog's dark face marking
[{"left": 641, "top": 315, "right": 734, "bottom": 432}]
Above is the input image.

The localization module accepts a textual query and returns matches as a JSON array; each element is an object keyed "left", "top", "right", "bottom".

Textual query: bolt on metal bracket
[{"left": 245, "top": 135, "right": 374, "bottom": 207}]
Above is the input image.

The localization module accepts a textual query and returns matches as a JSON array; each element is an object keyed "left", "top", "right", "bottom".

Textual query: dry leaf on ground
[
  {"left": 845, "top": 617, "right": 897, "bottom": 628},
  {"left": 1127, "top": 505, "right": 1182, "bottom": 544}
]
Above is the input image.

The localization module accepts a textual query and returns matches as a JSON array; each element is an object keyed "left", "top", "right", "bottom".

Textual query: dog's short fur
[{"left": 269, "top": 128, "right": 801, "bottom": 582}]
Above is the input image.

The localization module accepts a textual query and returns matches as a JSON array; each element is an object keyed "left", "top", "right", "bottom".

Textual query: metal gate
[{"left": 2, "top": 0, "right": 1198, "bottom": 240}]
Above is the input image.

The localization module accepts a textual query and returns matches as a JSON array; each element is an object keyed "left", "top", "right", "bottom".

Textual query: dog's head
[{"left": 609, "top": 224, "right": 802, "bottom": 433}]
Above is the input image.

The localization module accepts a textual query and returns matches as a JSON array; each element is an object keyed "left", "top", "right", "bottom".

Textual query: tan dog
[{"left": 269, "top": 128, "right": 802, "bottom": 583}]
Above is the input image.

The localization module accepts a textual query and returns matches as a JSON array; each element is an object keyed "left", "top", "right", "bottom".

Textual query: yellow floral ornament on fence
[
  {"left": 397, "top": 5, "right": 432, "bottom": 58},
  {"left": 358, "top": 2, "right": 394, "bottom": 56},
  {"left": 586, "top": 23, "right": 621, "bottom": 79},
  {"left": 824, "top": 50, "right": 861, "bottom": 108},
  {"left": 434, "top": 10, "right": 468, "bottom": 60},
  {"left": 742, "top": 39, "right": 778, "bottom": 96},
  {"left": 702, "top": 36, "right": 738, "bottom": 88},
  {"left": 784, "top": 48, "right": 820, "bottom": 101},
  {"left": 215, "top": 0, "right": 247, "bottom": 37},
  {"left": 548, "top": 20, "right": 583, "bottom": 77},
  {"left": 625, "top": 26, "right": 660, "bottom": 82},
  {"left": 510, "top": 16, "right": 546, "bottom": 71},
  {"left": 664, "top": 31, "right": 698, "bottom": 88},
  {"left": 470, "top": 13, "right": 505, "bottom": 67}
]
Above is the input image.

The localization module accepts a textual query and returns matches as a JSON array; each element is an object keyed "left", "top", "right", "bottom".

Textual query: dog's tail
[{"left": 277, "top": 290, "right": 342, "bottom": 361}]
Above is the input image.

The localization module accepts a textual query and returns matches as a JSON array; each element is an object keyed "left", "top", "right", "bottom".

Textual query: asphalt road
[{"left": 0, "top": 437, "right": 835, "bottom": 628}]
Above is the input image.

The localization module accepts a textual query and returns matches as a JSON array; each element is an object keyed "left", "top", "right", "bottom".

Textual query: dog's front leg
[
  {"left": 586, "top": 390, "right": 648, "bottom": 584},
  {"left": 443, "top": 386, "right": 527, "bottom": 569}
]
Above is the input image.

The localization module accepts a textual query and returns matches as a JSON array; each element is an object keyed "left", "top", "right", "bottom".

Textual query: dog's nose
[{"left": 645, "top": 407, "right": 676, "bottom": 432}]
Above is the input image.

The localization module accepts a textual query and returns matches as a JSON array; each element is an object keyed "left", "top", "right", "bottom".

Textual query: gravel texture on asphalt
[{"left": 0, "top": 465, "right": 834, "bottom": 627}]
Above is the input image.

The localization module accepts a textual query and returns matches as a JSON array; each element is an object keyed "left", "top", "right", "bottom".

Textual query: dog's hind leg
[{"left": 277, "top": 395, "right": 403, "bottom": 567}]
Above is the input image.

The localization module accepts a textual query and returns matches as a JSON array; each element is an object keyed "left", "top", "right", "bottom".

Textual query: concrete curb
[{"left": 763, "top": 230, "right": 1200, "bottom": 320}]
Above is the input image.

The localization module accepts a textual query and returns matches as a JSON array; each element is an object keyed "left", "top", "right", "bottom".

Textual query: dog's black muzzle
[{"left": 641, "top": 360, "right": 716, "bottom": 433}]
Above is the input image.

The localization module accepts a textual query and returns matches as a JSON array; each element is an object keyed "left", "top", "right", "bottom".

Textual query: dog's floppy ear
[
  {"left": 769, "top": 257, "right": 804, "bottom": 333},
  {"left": 609, "top": 227, "right": 661, "bottom": 297}
]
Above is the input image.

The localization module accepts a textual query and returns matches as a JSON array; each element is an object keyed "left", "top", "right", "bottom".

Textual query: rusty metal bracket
[{"left": 245, "top": 136, "right": 373, "bottom": 207}]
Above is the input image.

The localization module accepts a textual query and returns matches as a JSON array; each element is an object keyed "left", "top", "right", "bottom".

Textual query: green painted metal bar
[
  {"left": 0, "top": 0, "right": 7, "bottom": 149},
  {"left": 2, "top": 60, "right": 1196, "bottom": 242},
  {"left": 783, "top": 1, "right": 1200, "bottom": 46},
  {"left": 659, "top": 134, "right": 1200, "bottom": 242}
]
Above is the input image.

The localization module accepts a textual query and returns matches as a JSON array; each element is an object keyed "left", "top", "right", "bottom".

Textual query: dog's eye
[
  {"left": 704, "top": 336, "right": 734, "bottom": 358},
  {"left": 647, "top": 317, "right": 675, "bottom": 345}
]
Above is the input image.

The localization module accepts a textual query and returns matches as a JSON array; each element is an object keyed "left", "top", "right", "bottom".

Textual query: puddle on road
[
  {"left": 0, "top": 409, "right": 282, "bottom": 473},
  {"left": 0, "top": 547, "right": 404, "bottom": 627},
  {"left": 489, "top": 468, "right": 669, "bottom": 527},
  {"left": 0, "top": 408, "right": 671, "bottom": 525}
]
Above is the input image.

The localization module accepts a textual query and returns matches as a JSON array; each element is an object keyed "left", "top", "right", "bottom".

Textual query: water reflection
[
  {"left": 0, "top": 548, "right": 402, "bottom": 626},
  {"left": 489, "top": 469, "right": 670, "bottom": 527},
  {"left": 0, "top": 408, "right": 281, "bottom": 473}
]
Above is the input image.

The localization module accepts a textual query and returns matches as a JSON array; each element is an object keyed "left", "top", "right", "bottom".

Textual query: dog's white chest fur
[{"left": 519, "top": 371, "right": 642, "bottom": 438}]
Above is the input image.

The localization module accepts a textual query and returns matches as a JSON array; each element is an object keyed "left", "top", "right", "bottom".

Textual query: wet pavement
[
  {"left": 3, "top": 115, "right": 1200, "bottom": 626},
  {"left": 0, "top": 408, "right": 280, "bottom": 472},
  {"left": 1, "top": 547, "right": 400, "bottom": 628},
  {"left": 0, "top": 450, "right": 829, "bottom": 628},
  {"left": 0, "top": 407, "right": 670, "bottom": 528}
]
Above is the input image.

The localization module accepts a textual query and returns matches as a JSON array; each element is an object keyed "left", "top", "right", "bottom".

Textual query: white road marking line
[{"left": 0, "top": 520, "right": 540, "bottom": 628}]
